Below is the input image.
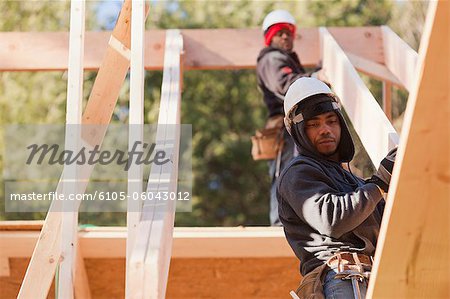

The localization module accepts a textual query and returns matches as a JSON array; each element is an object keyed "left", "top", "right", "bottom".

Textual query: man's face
[
  {"left": 271, "top": 28, "right": 294, "bottom": 52},
  {"left": 304, "top": 111, "right": 341, "bottom": 158}
]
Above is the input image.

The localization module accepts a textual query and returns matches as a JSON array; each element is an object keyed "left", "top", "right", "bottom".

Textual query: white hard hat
[
  {"left": 262, "top": 9, "right": 296, "bottom": 33},
  {"left": 284, "top": 77, "right": 338, "bottom": 134}
]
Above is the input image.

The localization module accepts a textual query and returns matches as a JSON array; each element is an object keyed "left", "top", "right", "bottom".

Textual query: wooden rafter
[{"left": 319, "top": 27, "right": 399, "bottom": 166}]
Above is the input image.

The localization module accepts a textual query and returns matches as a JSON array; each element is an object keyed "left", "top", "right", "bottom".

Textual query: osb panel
[{"left": 1, "top": 257, "right": 300, "bottom": 299}]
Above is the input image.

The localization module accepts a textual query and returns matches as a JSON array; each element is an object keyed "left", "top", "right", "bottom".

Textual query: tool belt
[
  {"left": 293, "top": 252, "right": 372, "bottom": 299},
  {"left": 251, "top": 115, "right": 285, "bottom": 160}
]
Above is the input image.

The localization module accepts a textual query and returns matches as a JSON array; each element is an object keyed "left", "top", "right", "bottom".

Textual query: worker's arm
[
  {"left": 257, "top": 51, "right": 307, "bottom": 101},
  {"left": 278, "top": 163, "right": 384, "bottom": 239}
]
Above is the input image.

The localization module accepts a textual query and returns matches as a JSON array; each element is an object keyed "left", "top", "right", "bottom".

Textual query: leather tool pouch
[
  {"left": 251, "top": 115, "right": 285, "bottom": 160},
  {"left": 294, "top": 263, "right": 328, "bottom": 299}
]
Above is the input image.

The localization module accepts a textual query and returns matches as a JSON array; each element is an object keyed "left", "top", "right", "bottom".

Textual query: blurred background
[{"left": 0, "top": 0, "right": 429, "bottom": 226}]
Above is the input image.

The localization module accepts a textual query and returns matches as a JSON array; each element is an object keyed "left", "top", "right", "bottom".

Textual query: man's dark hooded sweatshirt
[{"left": 277, "top": 96, "right": 385, "bottom": 276}]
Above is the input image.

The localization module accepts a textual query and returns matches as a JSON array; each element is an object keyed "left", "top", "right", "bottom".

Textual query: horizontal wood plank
[{"left": 0, "top": 27, "right": 384, "bottom": 71}]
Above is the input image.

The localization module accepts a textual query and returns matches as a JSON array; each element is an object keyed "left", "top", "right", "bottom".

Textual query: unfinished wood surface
[
  {"left": 367, "top": 2, "right": 449, "bottom": 298},
  {"left": 0, "top": 27, "right": 384, "bottom": 71},
  {"left": 382, "top": 26, "right": 419, "bottom": 93},
  {"left": 128, "top": 29, "right": 183, "bottom": 299},
  {"left": 74, "top": 244, "right": 92, "bottom": 299},
  {"left": 1, "top": 226, "right": 293, "bottom": 259},
  {"left": 0, "top": 221, "right": 44, "bottom": 231},
  {"left": 0, "top": 257, "right": 10, "bottom": 277},
  {"left": 17, "top": 1, "right": 133, "bottom": 298},
  {"left": 58, "top": 1, "right": 86, "bottom": 298},
  {"left": 126, "top": 0, "right": 146, "bottom": 298},
  {"left": 320, "top": 27, "right": 399, "bottom": 166},
  {"left": 346, "top": 53, "right": 402, "bottom": 87},
  {"left": 382, "top": 81, "right": 392, "bottom": 121},
  {"left": 1, "top": 257, "right": 300, "bottom": 299}
]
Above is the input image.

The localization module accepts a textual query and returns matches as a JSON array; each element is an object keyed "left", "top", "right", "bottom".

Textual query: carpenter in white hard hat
[
  {"left": 284, "top": 77, "right": 355, "bottom": 163},
  {"left": 262, "top": 9, "right": 296, "bottom": 50}
]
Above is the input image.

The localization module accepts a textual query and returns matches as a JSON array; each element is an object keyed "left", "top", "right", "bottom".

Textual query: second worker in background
[{"left": 257, "top": 9, "right": 317, "bottom": 225}]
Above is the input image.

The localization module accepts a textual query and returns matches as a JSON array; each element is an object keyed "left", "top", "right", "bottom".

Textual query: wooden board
[
  {"left": 17, "top": 1, "right": 133, "bottom": 298},
  {"left": 367, "top": 2, "right": 449, "bottom": 298},
  {"left": 0, "top": 27, "right": 384, "bottom": 71},
  {"left": 320, "top": 28, "right": 399, "bottom": 166},
  {"left": 381, "top": 26, "right": 419, "bottom": 92},
  {"left": 0, "top": 227, "right": 293, "bottom": 259}
]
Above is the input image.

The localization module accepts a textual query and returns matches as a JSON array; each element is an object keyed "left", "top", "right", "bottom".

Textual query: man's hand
[{"left": 367, "top": 147, "right": 397, "bottom": 192}]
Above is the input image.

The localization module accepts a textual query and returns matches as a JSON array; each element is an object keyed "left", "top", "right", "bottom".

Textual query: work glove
[{"left": 367, "top": 147, "right": 397, "bottom": 193}]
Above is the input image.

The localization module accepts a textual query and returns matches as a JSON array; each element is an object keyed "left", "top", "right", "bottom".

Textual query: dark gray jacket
[
  {"left": 256, "top": 47, "right": 307, "bottom": 117},
  {"left": 277, "top": 108, "right": 385, "bottom": 276}
]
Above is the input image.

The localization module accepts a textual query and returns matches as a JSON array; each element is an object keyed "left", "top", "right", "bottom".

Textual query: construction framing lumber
[
  {"left": 367, "top": 2, "right": 449, "bottom": 298},
  {"left": 17, "top": 1, "right": 133, "bottom": 298},
  {"left": 58, "top": 1, "right": 86, "bottom": 298},
  {"left": 0, "top": 27, "right": 384, "bottom": 72},
  {"left": 74, "top": 244, "right": 92, "bottom": 299},
  {"left": 381, "top": 26, "right": 419, "bottom": 92},
  {"left": 319, "top": 27, "right": 399, "bottom": 165},
  {"left": 128, "top": 29, "right": 183, "bottom": 299},
  {"left": 126, "top": 0, "right": 146, "bottom": 297},
  {"left": 0, "top": 226, "right": 293, "bottom": 259}
]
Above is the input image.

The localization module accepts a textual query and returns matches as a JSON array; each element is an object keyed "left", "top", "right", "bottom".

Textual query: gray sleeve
[
  {"left": 279, "top": 163, "right": 383, "bottom": 239},
  {"left": 257, "top": 52, "right": 306, "bottom": 101}
]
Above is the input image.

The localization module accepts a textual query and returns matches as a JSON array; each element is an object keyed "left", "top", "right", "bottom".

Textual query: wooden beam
[
  {"left": 0, "top": 27, "right": 385, "bottom": 71},
  {"left": 382, "top": 81, "right": 392, "bottom": 121},
  {"left": 126, "top": 0, "right": 146, "bottom": 298},
  {"left": 0, "top": 227, "right": 293, "bottom": 258},
  {"left": 319, "top": 27, "right": 399, "bottom": 166},
  {"left": 382, "top": 26, "right": 419, "bottom": 92},
  {"left": 0, "top": 221, "right": 44, "bottom": 231},
  {"left": 128, "top": 29, "right": 183, "bottom": 299},
  {"left": 367, "top": 1, "right": 449, "bottom": 298},
  {"left": 74, "top": 244, "right": 92, "bottom": 299},
  {"left": 346, "top": 53, "right": 403, "bottom": 88},
  {"left": 17, "top": 1, "right": 133, "bottom": 298},
  {"left": 58, "top": 1, "right": 86, "bottom": 298}
]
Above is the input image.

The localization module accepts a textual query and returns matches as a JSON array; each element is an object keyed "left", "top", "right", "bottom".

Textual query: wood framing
[
  {"left": 58, "top": 1, "right": 86, "bottom": 298},
  {"left": 367, "top": 1, "right": 449, "bottom": 298},
  {"left": 0, "top": 226, "right": 293, "bottom": 259},
  {"left": 17, "top": 1, "right": 133, "bottom": 298},
  {"left": 128, "top": 29, "right": 183, "bottom": 299},
  {"left": 74, "top": 244, "right": 92, "bottom": 299},
  {"left": 0, "top": 27, "right": 385, "bottom": 71},
  {"left": 319, "top": 27, "right": 399, "bottom": 166},
  {"left": 382, "top": 26, "right": 419, "bottom": 92},
  {"left": 126, "top": 0, "right": 146, "bottom": 297}
]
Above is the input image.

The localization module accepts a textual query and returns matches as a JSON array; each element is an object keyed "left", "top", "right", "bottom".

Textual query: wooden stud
[
  {"left": 74, "top": 244, "right": 92, "bottom": 299},
  {"left": 128, "top": 29, "right": 183, "bottom": 299},
  {"left": 58, "top": 1, "right": 86, "bottom": 298},
  {"left": 367, "top": 2, "right": 449, "bottom": 298},
  {"left": 126, "top": 0, "right": 146, "bottom": 298}
]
